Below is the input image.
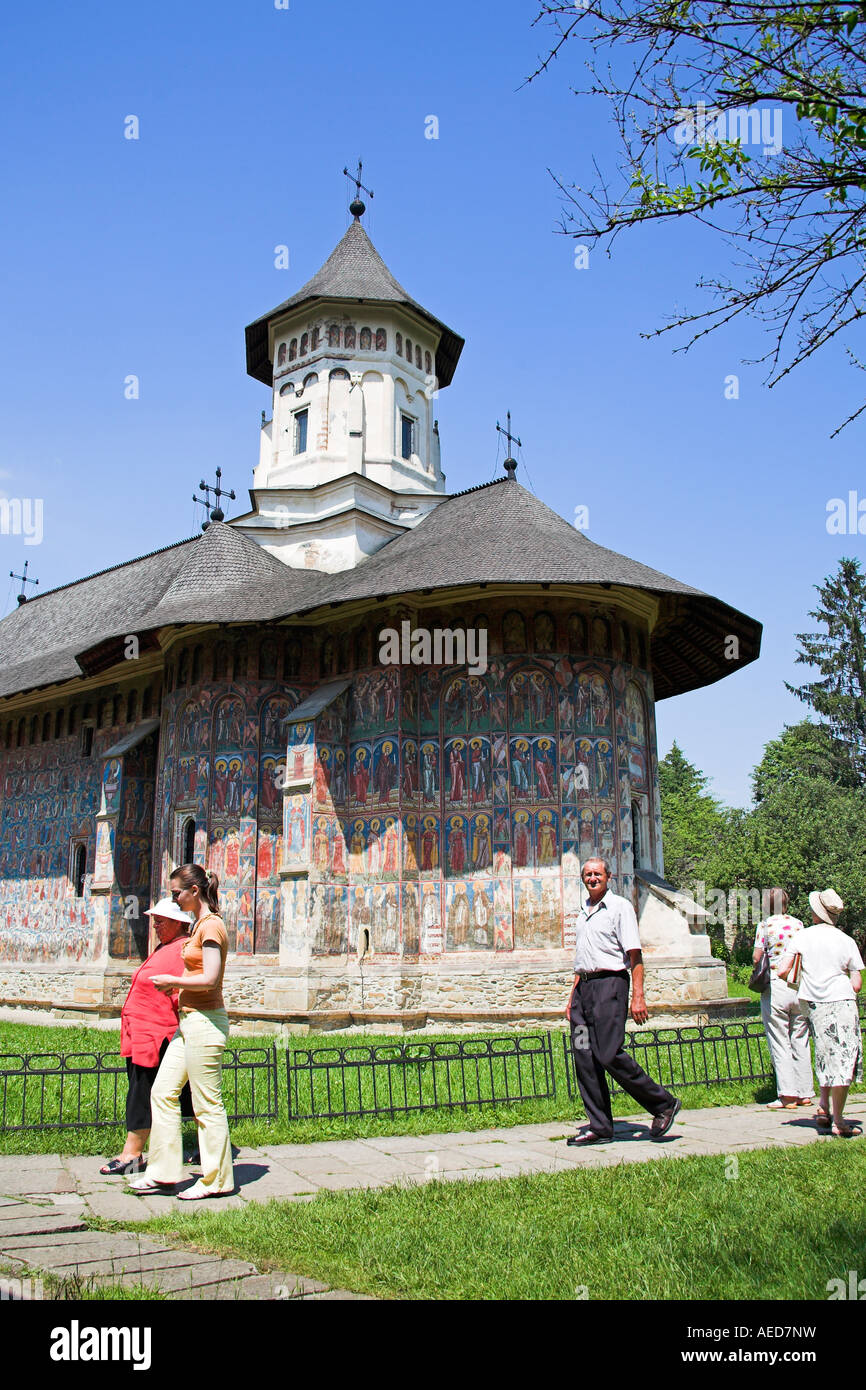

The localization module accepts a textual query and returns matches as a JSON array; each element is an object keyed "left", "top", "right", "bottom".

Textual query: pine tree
[{"left": 787, "top": 559, "right": 866, "bottom": 780}]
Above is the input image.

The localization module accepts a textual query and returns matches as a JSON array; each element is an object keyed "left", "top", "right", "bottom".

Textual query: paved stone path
[{"left": 1, "top": 1098, "right": 862, "bottom": 1298}]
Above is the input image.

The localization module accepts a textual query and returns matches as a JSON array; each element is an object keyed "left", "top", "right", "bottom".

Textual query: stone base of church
[{"left": 0, "top": 947, "right": 735, "bottom": 1035}]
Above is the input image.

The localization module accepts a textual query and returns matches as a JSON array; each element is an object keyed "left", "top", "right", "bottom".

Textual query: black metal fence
[
  {"left": 0, "top": 1046, "right": 278, "bottom": 1133},
  {"left": 562, "top": 1021, "right": 776, "bottom": 1098},
  {"left": 286, "top": 1034, "right": 557, "bottom": 1121}
]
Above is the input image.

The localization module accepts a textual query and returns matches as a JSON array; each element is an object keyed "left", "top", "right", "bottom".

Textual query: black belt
[{"left": 578, "top": 969, "right": 628, "bottom": 982}]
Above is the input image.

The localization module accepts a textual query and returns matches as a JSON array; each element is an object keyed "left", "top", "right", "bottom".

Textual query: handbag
[{"left": 748, "top": 936, "right": 772, "bottom": 993}]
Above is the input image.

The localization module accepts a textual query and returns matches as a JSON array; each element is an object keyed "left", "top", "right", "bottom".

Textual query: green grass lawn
[{"left": 131, "top": 1139, "right": 866, "bottom": 1300}]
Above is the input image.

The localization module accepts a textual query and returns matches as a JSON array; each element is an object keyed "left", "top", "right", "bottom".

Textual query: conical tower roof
[{"left": 245, "top": 220, "right": 464, "bottom": 387}]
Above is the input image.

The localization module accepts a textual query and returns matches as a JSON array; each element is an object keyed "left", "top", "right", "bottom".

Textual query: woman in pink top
[{"left": 99, "top": 898, "right": 193, "bottom": 1175}]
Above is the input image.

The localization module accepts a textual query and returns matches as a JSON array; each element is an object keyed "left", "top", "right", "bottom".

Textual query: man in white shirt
[{"left": 565, "top": 859, "right": 681, "bottom": 1145}]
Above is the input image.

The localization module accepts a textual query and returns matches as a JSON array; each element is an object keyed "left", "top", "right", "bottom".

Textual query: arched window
[
  {"left": 405, "top": 337, "right": 413, "bottom": 361},
  {"left": 142, "top": 687, "right": 153, "bottom": 718},
  {"left": 235, "top": 641, "right": 247, "bottom": 680},
  {"left": 97, "top": 701, "right": 108, "bottom": 729},
  {"left": 396, "top": 332, "right": 402, "bottom": 355},
  {"left": 279, "top": 381, "right": 294, "bottom": 398},
  {"left": 177, "top": 649, "right": 189, "bottom": 686},
  {"left": 182, "top": 818, "right": 196, "bottom": 865},
  {"left": 300, "top": 332, "right": 309, "bottom": 356},
  {"left": 30, "top": 715, "right": 40, "bottom": 744},
  {"left": 259, "top": 637, "right": 278, "bottom": 679},
  {"left": 328, "top": 324, "right": 341, "bottom": 348},
  {"left": 631, "top": 802, "right": 642, "bottom": 869},
  {"left": 288, "top": 338, "right": 297, "bottom": 361},
  {"left": 425, "top": 350, "right": 432, "bottom": 375},
  {"left": 56, "top": 709, "right": 66, "bottom": 739},
  {"left": 567, "top": 613, "right": 586, "bottom": 657},
  {"left": 111, "top": 695, "right": 121, "bottom": 726},
  {"left": 415, "top": 344, "right": 422, "bottom": 369},
  {"left": 191, "top": 646, "right": 203, "bottom": 685},
  {"left": 311, "top": 327, "right": 320, "bottom": 350},
  {"left": 284, "top": 638, "right": 301, "bottom": 681},
  {"left": 533, "top": 613, "right": 555, "bottom": 652},
  {"left": 127, "top": 690, "right": 138, "bottom": 724},
  {"left": 376, "top": 328, "right": 387, "bottom": 351},
  {"left": 42, "top": 712, "right": 51, "bottom": 741},
  {"left": 344, "top": 325, "right": 356, "bottom": 349},
  {"left": 502, "top": 610, "right": 526, "bottom": 653},
  {"left": 329, "top": 367, "right": 350, "bottom": 381},
  {"left": 73, "top": 844, "right": 87, "bottom": 898},
  {"left": 16, "top": 717, "right": 26, "bottom": 746},
  {"left": 277, "top": 342, "right": 287, "bottom": 366},
  {"left": 360, "top": 327, "right": 372, "bottom": 350},
  {"left": 303, "top": 372, "right": 318, "bottom": 390}
]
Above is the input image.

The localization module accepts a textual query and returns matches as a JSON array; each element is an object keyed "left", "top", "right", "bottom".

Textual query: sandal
[
  {"left": 99, "top": 1156, "right": 146, "bottom": 1176},
  {"left": 814, "top": 1109, "right": 832, "bottom": 1130},
  {"left": 128, "top": 1177, "right": 177, "bottom": 1196},
  {"left": 177, "top": 1180, "right": 235, "bottom": 1200},
  {"left": 831, "top": 1120, "right": 861, "bottom": 1139},
  {"left": 766, "top": 1100, "right": 799, "bottom": 1110}
]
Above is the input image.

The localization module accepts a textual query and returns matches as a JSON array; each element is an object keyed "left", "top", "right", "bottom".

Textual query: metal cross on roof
[
  {"left": 193, "top": 467, "right": 236, "bottom": 531},
  {"left": 496, "top": 412, "right": 522, "bottom": 479},
  {"left": 343, "top": 159, "right": 374, "bottom": 220},
  {"left": 9, "top": 559, "right": 38, "bottom": 605}
]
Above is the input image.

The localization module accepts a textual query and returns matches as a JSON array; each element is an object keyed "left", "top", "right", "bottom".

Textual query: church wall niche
[
  {"left": 302, "top": 599, "right": 655, "bottom": 967},
  {"left": 156, "top": 629, "right": 312, "bottom": 957}
]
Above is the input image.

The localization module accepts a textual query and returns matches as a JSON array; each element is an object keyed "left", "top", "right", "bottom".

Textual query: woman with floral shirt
[{"left": 752, "top": 888, "right": 813, "bottom": 1109}]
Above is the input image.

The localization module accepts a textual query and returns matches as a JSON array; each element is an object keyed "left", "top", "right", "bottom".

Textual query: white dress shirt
[{"left": 573, "top": 889, "right": 642, "bottom": 973}]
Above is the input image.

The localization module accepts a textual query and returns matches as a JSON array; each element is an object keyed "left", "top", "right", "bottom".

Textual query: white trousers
[
  {"left": 147, "top": 1008, "right": 234, "bottom": 1192},
  {"left": 760, "top": 977, "right": 813, "bottom": 1098}
]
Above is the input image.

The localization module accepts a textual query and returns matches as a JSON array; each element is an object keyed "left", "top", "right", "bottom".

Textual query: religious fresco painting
[
  {"left": 295, "top": 604, "right": 659, "bottom": 962},
  {"left": 0, "top": 605, "right": 660, "bottom": 970}
]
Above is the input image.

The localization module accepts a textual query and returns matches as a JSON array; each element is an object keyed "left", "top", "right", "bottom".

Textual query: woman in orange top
[{"left": 129, "top": 863, "right": 235, "bottom": 1200}]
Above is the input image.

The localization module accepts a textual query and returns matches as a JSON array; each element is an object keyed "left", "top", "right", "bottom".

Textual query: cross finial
[
  {"left": 9, "top": 559, "right": 38, "bottom": 605},
  {"left": 496, "top": 412, "right": 522, "bottom": 479},
  {"left": 342, "top": 159, "right": 374, "bottom": 220},
  {"left": 193, "top": 467, "right": 237, "bottom": 531}
]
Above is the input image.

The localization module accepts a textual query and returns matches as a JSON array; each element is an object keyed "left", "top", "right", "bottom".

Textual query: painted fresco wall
[
  {"left": 0, "top": 732, "right": 109, "bottom": 963},
  {"left": 284, "top": 604, "right": 660, "bottom": 962}
]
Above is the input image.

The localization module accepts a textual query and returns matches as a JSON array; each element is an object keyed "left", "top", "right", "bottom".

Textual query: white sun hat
[{"left": 145, "top": 897, "right": 193, "bottom": 925}]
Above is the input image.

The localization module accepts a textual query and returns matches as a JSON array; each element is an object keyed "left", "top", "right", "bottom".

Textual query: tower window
[
  {"left": 328, "top": 325, "right": 340, "bottom": 348},
  {"left": 288, "top": 338, "right": 297, "bottom": 361},
  {"left": 376, "top": 328, "right": 387, "bottom": 351},
  {"left": 415, "top": 344, "right": 422, "bottom": 369},
  {"left": 294, "top": 409, "right": 309, "bottom": 455},
  {"left": 277, "top": 343, "right": 287, "bottom": 366},
  {"left": 311, "top": 328, "right": 320, "bottom": 350},
  {"left": 405, "top": 337, "right": 413, "bottom": 361},
  {"left": 182, "top": 818, "right": 196, "bottom": 865},
  {"left": 300, "top": 332, "right": 309, "bottom": 356},
  {"left": 344, "top": 325, "right": 356, "bottom": 349},
  {"left": 401, "top": 414, "right": 416, "bottom": 460},
  {"left": 396, "top": 332, "right": 402, "bottom": 355},
  {"left": 360, "top": 327, "right": 372, "bottom": 350},
  {"left": 80, "top": 724, "right": 94, "bottom": 758}
]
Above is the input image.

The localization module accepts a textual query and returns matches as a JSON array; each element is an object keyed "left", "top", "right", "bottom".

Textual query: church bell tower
[{"left": 235, "top": 180, "right": 464, "bottom": 573}]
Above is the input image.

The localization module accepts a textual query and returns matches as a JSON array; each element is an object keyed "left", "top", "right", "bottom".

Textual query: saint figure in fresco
[
  {"left": 448, "top": 741, "right": 465, "bottom": 801},
  {"left": 421, "top": 818, "right": 439, "bottom": 871},
  {"left": 471, "top": 814, "right": 491, "bottom": 871},
  {"left": 535, "top": 740, "right": 555, "bottom": 800},
  {"left": 448, "top": 817, "right": 467, "bottom": 875},
  {"left": 473, "top": 887, "right": 492, "bottom": 947},
  {"left": 351, "top": 749, "right": 370, "bottom": 804},
  {"left": 450, "top": 886, "right": 471, "bottom": 947},
  {"left": 537, "top": 812, "right": 556, "bottom": 867}
]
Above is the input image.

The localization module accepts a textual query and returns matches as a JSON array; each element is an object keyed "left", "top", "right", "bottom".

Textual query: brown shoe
[{"left": 650, "top": 1098, "right": 682, "bottom": 1139}]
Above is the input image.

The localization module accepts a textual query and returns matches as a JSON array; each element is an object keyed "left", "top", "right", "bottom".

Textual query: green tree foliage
[
  {"left": 530, "top": 2, "right": 866, "bottom": 432},
  {"left": 658, "top": 741, "right": 738, "bottom": 889},
  {"left": 660, "top": 724, "right": 866, "bottom": 954},
  {"left": 787, "top": 558, "right": 866, "bottom": 778}
]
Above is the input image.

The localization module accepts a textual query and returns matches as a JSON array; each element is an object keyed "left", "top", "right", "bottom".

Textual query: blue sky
[{"left": 0, "top": 0, "right": 861, "bottom": 807}]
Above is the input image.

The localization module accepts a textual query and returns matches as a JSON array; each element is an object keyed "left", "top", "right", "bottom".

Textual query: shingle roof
[
  {"left": 245, "top": 220, "right": 464, "bottom": 388},
  {"left": 0, "top": 481, "right": 761, "bottom": 702}
]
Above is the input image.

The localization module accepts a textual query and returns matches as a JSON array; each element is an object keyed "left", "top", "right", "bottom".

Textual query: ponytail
[{"left": 171, "top": 862, "right": 220, "bottom": 913}]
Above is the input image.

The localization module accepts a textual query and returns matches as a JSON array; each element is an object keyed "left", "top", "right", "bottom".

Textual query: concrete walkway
[{"left": 1, "top": 1097, "right": 862, "bottom": 1298}]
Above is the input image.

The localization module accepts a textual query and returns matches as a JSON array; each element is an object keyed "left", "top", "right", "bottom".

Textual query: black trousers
[{"left": 568, "top": 975, "right": 674, "bottom": 1136}]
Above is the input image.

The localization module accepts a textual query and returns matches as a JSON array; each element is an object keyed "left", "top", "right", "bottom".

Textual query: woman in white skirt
[
  {"left": 752, "top": 888, "right": 813, "bottom": 1109},
  {"left": 778, "top": 889, "right": 863, "bottom": 1138}
]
